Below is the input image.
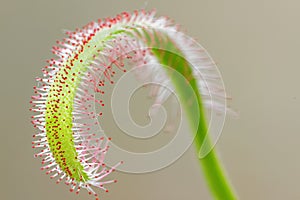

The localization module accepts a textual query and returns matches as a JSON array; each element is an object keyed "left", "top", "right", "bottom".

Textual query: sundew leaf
[{"left": 30, "top": 10, "right": 237, "bottom": 200}]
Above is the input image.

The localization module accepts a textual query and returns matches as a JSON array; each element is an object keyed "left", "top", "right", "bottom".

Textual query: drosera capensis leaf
[{"left": 30, "top": 9, "right": 237, "bottom": 200}]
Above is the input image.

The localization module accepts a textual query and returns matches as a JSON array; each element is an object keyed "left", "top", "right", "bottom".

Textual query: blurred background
[{"left": 1, "top": 0, "right": 299, "bottom": 199}]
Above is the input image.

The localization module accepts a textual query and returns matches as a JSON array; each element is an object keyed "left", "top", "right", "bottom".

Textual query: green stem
[
  {"left": 152, "top": 48, "right": 237, "bottom": 200},
  {"left": 133, "top": 27, "right": 237, "bottom": 199},
  {"left": 191, "top": 86, "right": 237, "bottom": 200},
  {"left": 200, "top": 150, "right": 236, "bottom": 200}
]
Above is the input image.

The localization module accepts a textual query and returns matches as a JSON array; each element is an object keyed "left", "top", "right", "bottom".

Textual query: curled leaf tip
[{"left": 31, "top": 9, "right": 232, "bottom": 199}]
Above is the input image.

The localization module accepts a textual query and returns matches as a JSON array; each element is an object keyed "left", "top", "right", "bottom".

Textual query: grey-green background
[{"left": 1, "top": 0, "right": 299, "bottom": 199}]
